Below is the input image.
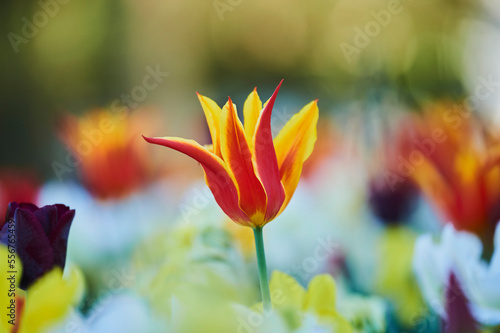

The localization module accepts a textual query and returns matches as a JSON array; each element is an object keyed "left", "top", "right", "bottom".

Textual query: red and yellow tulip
[
  {"left": 144, "top": 81, "right": 318, "bottom": 228},
  {"left": 60, "top": 109, "right": 156, "bottom": 200},
  {"left": 403, "top": 105, "right": 500, "bottom": 242}
]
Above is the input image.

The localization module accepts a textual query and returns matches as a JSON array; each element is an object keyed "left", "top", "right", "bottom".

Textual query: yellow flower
[
  {"left": 374, "top": 226, "right": 424, "bottom": 327},
  {"left": 131, "top": 225, "right": 255, "bottom": 319},
  {"left": 224, "top": 219, "right": 255, "bottom": 257},
  {"left": 0, "top": 245, "right": 22, "bottom": 332},
  {"left": 18, "top": 267, "right": 84, "bottom": 333},
  {"left": 268, "top": 271, "right": 353, "bottom": 332},
  {"left": 1, "top": 245, "right": 84, "bottom": 333}
]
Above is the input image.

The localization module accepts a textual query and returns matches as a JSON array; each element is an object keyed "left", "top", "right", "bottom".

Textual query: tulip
[
  {"left": 59, "top": 109, "right": 154, "bottom": 200},
  {"left": 144, "top": 81, "right": 318, "bottom": 310},
  {"left": 0, "top": 247, "right": 84, "bottom": 333},
  {"left": 0, "top": 202, "right": 75, "bottom": 289},
  {"left": 368, "top": 176, "right": 418, "bottom": 225},
  {"left": 401, "top": 106, "right": 500, "bottom": 255}
]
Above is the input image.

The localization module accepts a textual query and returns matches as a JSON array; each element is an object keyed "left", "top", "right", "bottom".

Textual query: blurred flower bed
[
  {"left": 2, "top": 81, "right": 500, "bottom": 332},
  {"left": 2, "top": 0, "right": 500, "bottom": 332}
]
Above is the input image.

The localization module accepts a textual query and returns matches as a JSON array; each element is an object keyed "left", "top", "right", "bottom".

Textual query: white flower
[
  {"left": 337, "top": 294, "right": 387, "bottom": 333},
  {"left": 413, "top": 223, "right": 500, "bottom": 326},
  {"left": 37, "top": 180, "right": 175, "bottom": 268},
  {"left": 50, "top": 293, "right": 166, "bottom": 333}
]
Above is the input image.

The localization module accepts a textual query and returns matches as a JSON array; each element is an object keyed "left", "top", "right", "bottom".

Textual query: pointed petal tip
[
  {"left": 226, "top": 97, "right": 235, "bottom": 111},
  {"left": 253, "top": 87, "right": 257, "bottom": 92},
  {"left": 196, "top": 92, "right": 206, "bottom": 101},
  {"left": 275, "top": 80, "right": 283, "bottom": 91},
  {"left": 143, "top": 135, "right": 172, "bottom": 146},
  {"left": 267, "top": 80, "right": 284, "bottom": 105}
]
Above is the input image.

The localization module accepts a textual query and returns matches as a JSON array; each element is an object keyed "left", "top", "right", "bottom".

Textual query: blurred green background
[{"left": 1, "top": 0, "right": 497, "bottom": 179}]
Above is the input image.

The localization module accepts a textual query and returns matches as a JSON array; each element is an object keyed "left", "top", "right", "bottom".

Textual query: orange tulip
[
  {"left": 144, "top": 81, "right": 319, "bottom": 228},
  {"left": 60, "top": 109, "right": 154, "bottom": 199}
]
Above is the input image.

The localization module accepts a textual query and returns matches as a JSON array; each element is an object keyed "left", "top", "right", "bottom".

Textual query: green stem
[{"left": 253, "top": 226, "right": 271, "bottom": 312}]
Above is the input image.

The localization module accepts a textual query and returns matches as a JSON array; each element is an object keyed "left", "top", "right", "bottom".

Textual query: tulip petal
[
  {"left": 252, "top": 81, "right": 286, "bottom": 221},
  {"left": 220, "top": 99, "right": 267, "bottom": 226},
  {"left": 143, "top": 136, "right": 251, "bottom": 225},
  {"left": 303, "top": 274, "right": 337, "bottom": 315},
  {"left": 33, "top": 205, "right": 57, "bottom": 236},
  {"left": 22, "top": 267, "right": 85, "bottom": 333},
  {"left": 49, "top": 209, "right": 75, "bottom": 268},
  {"left": 54, "top": 204, "right": 71, "bottom": 222},
  {"left": 274, "top": 100, "right": 319, "bottom": 213},
  {"left": 197, "top": 93, "right": 223, "bottom": 158},
  {"left": 411, "top": 159, "right": 457, "bottom": 223},
  {"left": 269, "top": 271, "right": 305, "bottom": 308},
  {"left": 243, "top": 88, "right": 262, "bottom": 144},
  {"left": 13, "top": 209, "right": 54, "bottom": 289},
  {"left": 445, "top": 273, "right": 478, "bottom": 333},
  {"left": 5, "top": 202, "right": 38, "bottom": 222}
]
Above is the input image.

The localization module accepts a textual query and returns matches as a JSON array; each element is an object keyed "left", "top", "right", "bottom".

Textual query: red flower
[{"left": 0, "top": 170, "right": 39, "bottom": 220}]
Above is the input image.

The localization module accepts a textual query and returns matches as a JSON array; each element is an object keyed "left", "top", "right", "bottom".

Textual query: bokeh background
[
  {"left": 2, "top": 0, "right": 500, "bottom": 178},
  {"left": 2, "top": 0, "right": 500, "bottom": 332}
]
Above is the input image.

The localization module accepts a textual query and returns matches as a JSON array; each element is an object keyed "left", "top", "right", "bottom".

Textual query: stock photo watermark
[
  {"left": 286, "top": 235, "right": 339, "bottom": 282},
  {"left": 7, "top": 0, "right": 71, "bottom": 54},
  {"left": 51, "top": 65, "right": 169, "bottom": 181},
  {"left": 57, "top": 266, "right": 135, "bottom": 333},
  {"left": 384, "top": 74, "right": 500, "bottom": 191},
  {"left": 213, "top": 0, "right": 243, "bottom": 21},
  {"left": 407, "top": 274, "right": 471, "bottom": 333},
  {"left": 340, "top": 0, "right": 405, "bottom": 63},
  {"left": 4, "top": 219, "right": 18, "bottom": 328},
  {"left": 234, "top": 235, "right": 339, "bottom": 333}
]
